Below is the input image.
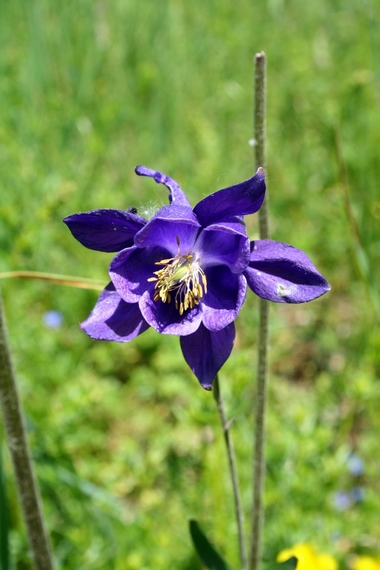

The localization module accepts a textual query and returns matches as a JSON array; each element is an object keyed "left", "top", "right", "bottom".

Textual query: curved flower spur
[{"left": 63, "top": 166, "right": 330, "bottom": 389}]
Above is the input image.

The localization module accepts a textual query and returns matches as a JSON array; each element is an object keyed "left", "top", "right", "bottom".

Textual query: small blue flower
[
  {"left": 43, "top": 310, "right": 63, "bottom": 328},
  {"left": 64, "top": 166, "right": 330, "bottom": 388},
  {"left": 347, "top": 454, "right": 365, "bottom": 477},
  {"left": 333, "top": 490, "right": 352, "bottom": 511}
]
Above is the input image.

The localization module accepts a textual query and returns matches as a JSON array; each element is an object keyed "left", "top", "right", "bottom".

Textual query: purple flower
[{"left": 63, "top": 165, "right": 330, "bottom": 389}]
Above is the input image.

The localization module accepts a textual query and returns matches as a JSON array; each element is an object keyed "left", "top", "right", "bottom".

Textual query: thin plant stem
[
  {"left": 254, "top": 52, "right": 268, "bottom": 239},
  {"left": 0, "top": 270, "right": 104, "bottom": 290},
  {"left": 213, "top": 374, "right": 247, "bottom": 570},
  {"left": 0, "top": 294, "right": 54, "bottom": 570},
  {"left": 249, "top": 51, "right": 269, "bottom": 570}
]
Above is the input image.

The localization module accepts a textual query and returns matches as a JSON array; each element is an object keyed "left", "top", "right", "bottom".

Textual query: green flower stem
[
  {"left": 254, "top": 52, "right": 268, "bottom": 239},
  {"left": 249, "top": 51, "right": 269, "bottom": 570},
  {"left": 0, "top": 270, "right": 104, "bottom": 290},
  {"left": 0, "top": 294, "right": 54, "bottom": 570},
  {"left": 213, "top": 374, "right": 247, "bottom": 570}
]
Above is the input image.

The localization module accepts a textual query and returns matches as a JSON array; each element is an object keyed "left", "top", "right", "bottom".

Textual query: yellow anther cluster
[{"left": 148, "top": 247, "right": 207, "bottom": 315}]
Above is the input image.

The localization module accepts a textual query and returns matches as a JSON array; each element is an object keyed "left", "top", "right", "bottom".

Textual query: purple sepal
[
  {"left": 135, "top": 165, "right": 191, "bottom": 207},
  {"left": 193, "top": 168, "right": 266, "bottom": 227},
  {"left": 81, "top": 283, "right": 149, "bottom": 341},
  {"left": 245, "top": 240, "right": 331, "bottom": 303},
  {"left": 63, "top": 209, "right": 146, "bottom": 253},
  {"left": 180, "top": 322, "right": 235, "bottom": 389}
]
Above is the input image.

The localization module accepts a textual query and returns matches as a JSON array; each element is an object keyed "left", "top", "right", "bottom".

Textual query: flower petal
[
  {"left": 195, "top": 220, "right": 250, "bottom": 273},
  {"left": 81, "top": 283, "right": 149, "bottom": 341},
  {"left": 245, "top": 240, "right": 331, "bottom": 303},
  {"left": 134, "top": 204, "right": 200, "bottom": 255},
  {"left": 109, "top": 245, "right": 168, "bottom": 303},
  {"left": 63, "top": 209, "right": 146, "bottom": 252},
  {"left": 135, "top": 165, "right": 191, "bottom": 207},
  {"left": 193, "top": 168, "right": 266, "bottom": 226},
  {"left": 202, "top": 267, "right": 247, "bottom": 331},
  {"left": 139, "top": 290, "right": 203, "bottom": 336},
  {"left": 180, "top": 322, "right": 235, "bottom": 389}
]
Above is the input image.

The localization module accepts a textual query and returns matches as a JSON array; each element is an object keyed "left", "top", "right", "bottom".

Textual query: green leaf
[
  {"left": 265, "top": 557, "right": 298, "bottom": 570},
  {"left": 189, "top": 520, "right": 231, "bottom": 570}
]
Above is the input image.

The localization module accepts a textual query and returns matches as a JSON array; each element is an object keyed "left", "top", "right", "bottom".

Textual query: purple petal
[
  {"left": 245, "top": 240, "right": 331, "bottom": 303},
  {"left": 63, "top": 209, "right": 146, "bottom": 252},
  {"left": 195, "top": 221, "right": 250, "bottom": 273},
  {"left": 81, "top": 283, "right": 149, "bottom": 341},
  {"left": 139, "top": 290, "right": 203, "bottom": 336},
  {"left": 109, "top": 245, "right": 168, "bottom": 303},
  {"left": 202, "top": 267, "right": 247, "bottom": 331},
  {"left": 135, "top": 165, "right": 191, "bottom": 207},
  {"left": 180, "top": 322, "right": 235, "bottom": 389},
  {"left": 134, "top": 204, "right": 200, "bottom": 255},
  {"left": 193, "top": 168, "right": 266, "bottom": 226}
]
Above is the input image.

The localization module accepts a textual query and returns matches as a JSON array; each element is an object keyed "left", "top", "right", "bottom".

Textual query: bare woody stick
[{"left": 0, "top": 294, "right": 54, "bottom": 570}]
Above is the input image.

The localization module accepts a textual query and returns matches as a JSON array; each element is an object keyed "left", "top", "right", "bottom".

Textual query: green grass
[{"left": 0, "top": 0, "right": 380, "bottom": 568}]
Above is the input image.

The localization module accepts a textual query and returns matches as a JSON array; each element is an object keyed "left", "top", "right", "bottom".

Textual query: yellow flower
[
  {"left": 277, "top": 543, "right": 338, "bottom": 570},
  {"left": 353, "top": 556, "right": 380, "bottom": 570}
]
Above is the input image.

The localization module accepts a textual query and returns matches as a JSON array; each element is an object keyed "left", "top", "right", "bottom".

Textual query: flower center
[{"left": 147, "top": 238, "right": 207, "bottom": 315}]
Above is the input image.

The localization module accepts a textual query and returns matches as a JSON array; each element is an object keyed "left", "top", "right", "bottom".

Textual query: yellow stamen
[{"left": 148, "top": 238, "right": 207, "bottom": 314}]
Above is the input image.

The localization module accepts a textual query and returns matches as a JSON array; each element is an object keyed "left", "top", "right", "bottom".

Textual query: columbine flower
[
  {"left": 63, "top": 165, "right": 330, "bottom": 389},
  {"left": 277, "top": 544, "right": 338, "bottom": 570}
]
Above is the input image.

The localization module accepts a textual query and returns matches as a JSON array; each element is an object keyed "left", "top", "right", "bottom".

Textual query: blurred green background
[{"left": 0, "top": 0, "right": 379, "bottom": 568}]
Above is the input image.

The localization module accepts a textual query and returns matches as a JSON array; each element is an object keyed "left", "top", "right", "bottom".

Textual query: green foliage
[
  {"left": 0, "top": 0, "right": 379, "bottom": 568},
  {"left": 269, "top": 558, "right": 298, "bottom": 570},
  {"left": 189, "top": 520, "right": 231, "bottom": 570}
]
